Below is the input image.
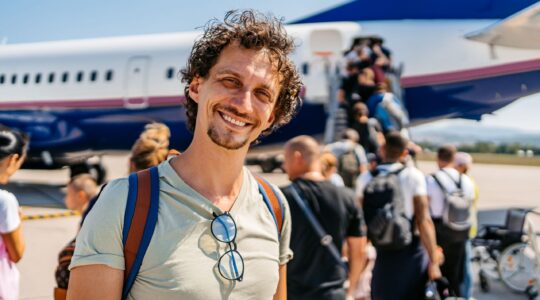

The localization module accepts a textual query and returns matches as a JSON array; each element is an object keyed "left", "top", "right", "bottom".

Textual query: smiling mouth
[{"left": 219, "top": 112, "right": 250, "bottom": 127}]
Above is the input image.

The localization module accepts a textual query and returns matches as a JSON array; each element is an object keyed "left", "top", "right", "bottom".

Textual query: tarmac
[{"left": 8, "top": 152, "right": 540, "bottom": 299}]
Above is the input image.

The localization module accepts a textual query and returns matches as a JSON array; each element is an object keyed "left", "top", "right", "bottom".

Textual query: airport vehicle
[
  {"left": 1, "top": 0, "right": 540, "bottom": 170},
  {"left": 472, "top": 208, "right": 540, "bottom": 299}
]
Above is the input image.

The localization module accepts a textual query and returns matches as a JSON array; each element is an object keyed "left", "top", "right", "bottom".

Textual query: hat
[{"left": 455, "top": 152, "right": 472, "bottom": 167}]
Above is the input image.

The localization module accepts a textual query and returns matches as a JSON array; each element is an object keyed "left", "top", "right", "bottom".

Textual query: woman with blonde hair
[
  {"left": 320, "top": 151, "right": 345, "bottom": 187},
  {"left": 0, "top": 126, "right": 29, "bottom": 300},
  {"left": 129, "top": 123, "right": 175, "bottom": 172}
]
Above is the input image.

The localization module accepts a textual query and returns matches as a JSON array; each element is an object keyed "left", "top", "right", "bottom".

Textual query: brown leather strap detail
[
  {"left": 123, "top": 169, "right": 151, "bottom": 282},
  {"left": 255, "top": 176, "right": 283, "bottom": 234},
  {"left": 54, "top": 287, "right": 67, "bottom": 300}
]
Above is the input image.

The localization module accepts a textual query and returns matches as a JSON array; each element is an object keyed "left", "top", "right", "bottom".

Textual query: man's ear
[
  {"left": 189, "top": 76, "right": 202, "bottom": 103},
  {"left": 293, "top": 150, "right": 303, "bottom": 163},
  {"left": 267, "top": 111, "right": 276, "bottom": 126},
  {"left": 7, "top": 154, "right": 19, "bottom": 169},
  {"left": 400, "top": 148, "right": 409, "bottom": 160},
  {"left": 77, "top": 190, "right": 88, "bottom": 203}
]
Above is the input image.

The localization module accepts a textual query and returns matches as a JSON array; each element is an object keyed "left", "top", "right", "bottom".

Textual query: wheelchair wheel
[{"left": 498, "top": 243, "right": 537, "bottom": 292}]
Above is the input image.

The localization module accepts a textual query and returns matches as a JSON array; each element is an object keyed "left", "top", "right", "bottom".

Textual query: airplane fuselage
[{"left": 1, "top": 20, "right": 540, "bottom": 165}]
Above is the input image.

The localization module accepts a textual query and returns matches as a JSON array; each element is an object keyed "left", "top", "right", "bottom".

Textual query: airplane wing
[{"left": 466, "top": 2, "right": 540, "bottom": 49}]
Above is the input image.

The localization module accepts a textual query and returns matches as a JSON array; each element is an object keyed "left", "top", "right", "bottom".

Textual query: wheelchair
[{"left": 472, "top": 208, "right": 540, "bottom": 299}]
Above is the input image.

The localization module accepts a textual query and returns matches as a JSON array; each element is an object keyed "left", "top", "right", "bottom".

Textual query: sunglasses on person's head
[{"left": 211, "top": 212, "right": 244, "bottom": 281}]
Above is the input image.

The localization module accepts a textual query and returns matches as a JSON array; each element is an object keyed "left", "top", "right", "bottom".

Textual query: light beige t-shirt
[{"left": 70, "top": 160, "right": 293, "bottom": 300}]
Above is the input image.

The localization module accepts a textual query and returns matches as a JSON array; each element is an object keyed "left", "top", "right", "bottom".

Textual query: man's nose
[{"left": 231, "top": 90, "right": 254, "bottom": 113}]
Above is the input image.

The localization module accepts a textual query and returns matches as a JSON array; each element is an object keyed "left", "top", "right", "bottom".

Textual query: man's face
[{"left": 189, "top": 43, "right": 279, "bottom": 150}]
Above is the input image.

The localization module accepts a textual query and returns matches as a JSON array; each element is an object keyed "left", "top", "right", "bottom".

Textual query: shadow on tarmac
[{"left": 5, "top": 181, "right": 65, "bottom": 208}]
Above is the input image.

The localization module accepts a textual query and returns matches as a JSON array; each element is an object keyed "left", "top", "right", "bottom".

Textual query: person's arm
[
  {"left": 413, "top": 195, "right": 442, "bottom": 280},
  {"left": 1, "top": 224, "right": 24, "bottom": 263},
  {"left": 67, "top": 265, "right": 123, "bottom": 300},
  {"left": 346, "top": 236, "right": 367, "bottom": 299},
  {"left": 273, "top": 264, "right": 287, "bottom": 300},
  {"left": 337, "top": 89, "right": 346, "bottom": 104}
]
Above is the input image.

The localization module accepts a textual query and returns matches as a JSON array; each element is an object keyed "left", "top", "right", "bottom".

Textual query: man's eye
[
  {"left": 222, "top": 78, "right": 240, "bottom": 88},
  {"left": 256, "top": 89, "right": 271, "bottom": 102}
]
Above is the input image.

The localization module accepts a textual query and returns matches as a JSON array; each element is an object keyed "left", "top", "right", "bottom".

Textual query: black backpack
[
  {"left": 362, "top": 167, "right": 413, "bottom": 250},
  {"left": 337, "top": 149, "right": 360, "bottom": 189}
]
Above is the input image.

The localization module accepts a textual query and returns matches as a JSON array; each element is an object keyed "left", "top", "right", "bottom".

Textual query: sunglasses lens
[
  {"left": 218, "top": 250, "right": 244, "bottom": 281},
  {"left": 212, "top": 214, "right": 236, "bottom": 243}
]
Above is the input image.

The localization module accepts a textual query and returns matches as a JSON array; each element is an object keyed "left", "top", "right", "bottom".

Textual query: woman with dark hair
[{"left": 0, "top": 126, "right": 29, "bottom": 300}]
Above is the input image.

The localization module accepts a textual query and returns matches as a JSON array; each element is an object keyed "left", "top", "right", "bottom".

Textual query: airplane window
[
  {"left": 302, "top": 63, "right": 309, "bottom": 75},
  {"left": 77, "top": 71, "right": 84, "bottom": 82},
  {"left": 90, "top": 71, "right": 97, "bottom": 82},
  {"left": 23, "top": 74, "right": 29, "bottom": 84},
  {"left": 48, "top": 73, "right": 55, "bottom": 83},
  {"left": 35, "top": 73, "right": 42, "bottom": 84},
  {"left": 62, "top": 72, "right": 69, "bottom": 83},
  {"left": 0, "top": 74, "right": 4, "bottom": 84},
  {"left": 105, "top": 70, "right": 113, "bottom": 81},
  {"left": 166, "top": 67, "right": 174, "bottom": 79},
  {"left": 11, "top": 74, "right": 16, "bottom": 85}
]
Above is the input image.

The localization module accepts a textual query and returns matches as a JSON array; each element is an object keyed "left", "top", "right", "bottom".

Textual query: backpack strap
[
  {"left": 122, "top": 166, "right": 160, "bottom": 300},
  {"left": 254, "top": 175, "right": 284, "bottom": 239},
  {"left": 430, "top": 173, "right": 447, "bottom": 194},
  {"left": 440, "top": 168, "right": 462, "bottom": 189}
]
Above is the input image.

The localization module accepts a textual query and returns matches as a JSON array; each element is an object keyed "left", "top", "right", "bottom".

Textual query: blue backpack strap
[
  {"left": 122, "top": 166, "right": 160, "bottom": 300},
  {"left": 254, "top": 175, "right": 285, "bottom": 239}
]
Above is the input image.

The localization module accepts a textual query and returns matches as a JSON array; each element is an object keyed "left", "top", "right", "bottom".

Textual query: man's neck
[
  {"left": 438, "top": 162, "right": 452, "bottom": 169},
  {"left": 170, "top": 137, "right": 248, "bottom": 211},
  {"left": 299, "top": 171, "right": 326, "bottom": 182}
]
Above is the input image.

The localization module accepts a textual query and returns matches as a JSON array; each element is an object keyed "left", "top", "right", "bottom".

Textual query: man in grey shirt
[{"left": 68, "top": 10, "right": 301, "bottom": 300}]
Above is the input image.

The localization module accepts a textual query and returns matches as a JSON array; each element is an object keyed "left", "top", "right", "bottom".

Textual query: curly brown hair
[{"left": 180, "top": 10, "right": 302, "bottom": 138}]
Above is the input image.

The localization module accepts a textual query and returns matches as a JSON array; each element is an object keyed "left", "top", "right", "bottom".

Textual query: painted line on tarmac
[{"left": 22, "top": 211, "right": 80, "bottom": 221}]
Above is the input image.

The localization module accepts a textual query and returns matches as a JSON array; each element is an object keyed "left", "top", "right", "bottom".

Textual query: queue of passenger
[
  {"left": 284, "top": 128, "right": 477, "bottom": 299},
  {"left": 338, "top": 36, "right": 409, "bottom": 142}
]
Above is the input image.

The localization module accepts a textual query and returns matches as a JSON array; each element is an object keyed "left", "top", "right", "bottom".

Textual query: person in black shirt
[
  {"left": 351, "top": 102, "right": 382, "bottom": 155},
  {"left": 281, "top": 135, "right": 367, "bottom": 300}
]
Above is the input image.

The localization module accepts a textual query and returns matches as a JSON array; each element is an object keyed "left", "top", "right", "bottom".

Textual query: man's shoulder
[
  {"left": 90, "top": 177, "right": 130, "bottom": 213},
  {"left": 401, "top": 165, "right": 424, "bottom": 179},
  {"left": 0, "top": 189, "right": 17, "bottom": 207}
]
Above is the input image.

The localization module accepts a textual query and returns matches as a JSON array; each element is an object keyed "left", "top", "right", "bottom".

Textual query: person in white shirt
[
  {"left": 0, "top": 126, "right": 28, "bottom": 300},
  {"left": 426, "top": 145, "right": 475, "bottom": 298},
  {"left": 355, "top": 132, "right": 441, "bottom": 300}
]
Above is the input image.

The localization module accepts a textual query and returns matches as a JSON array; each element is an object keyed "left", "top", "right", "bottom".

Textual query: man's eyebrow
[{"left": 215, "top": 68, "right": 243, "bottom": 78}]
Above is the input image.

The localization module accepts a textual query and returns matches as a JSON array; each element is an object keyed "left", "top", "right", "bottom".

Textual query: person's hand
[
  {"left": 428, "top": 261, "right": 442, "bottom": 281},
  {"left": 345, "top": 293, "right": 355, "bottom": 300},
  {"left": 436, "top": 246, "right": 445, "bottom": 265}
]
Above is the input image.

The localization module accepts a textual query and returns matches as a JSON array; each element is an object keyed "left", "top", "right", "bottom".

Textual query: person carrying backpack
[
  {"left": 426, "top": 145, "right": 475, "bottom": 298},
  {"left": 356, "top": 132, "right": 442, "bottom": 300},
  {"left": 325, "top": 129, "right": 368, "bottom": 189},
  {"left": 281, "top": 135, "right": 367, "bottom": 300},
  {"left": 67, "top": 10, "right": 301, "bottom": 299}
]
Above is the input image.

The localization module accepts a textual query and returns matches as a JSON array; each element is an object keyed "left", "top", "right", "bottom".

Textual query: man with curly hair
[{"left": 68, "top": 10, "right": 301, "bottom": 300}]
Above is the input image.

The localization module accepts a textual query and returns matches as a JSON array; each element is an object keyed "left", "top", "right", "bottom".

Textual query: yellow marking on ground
[{"left": 22, "top": 211, "right": 80, "bottom": 221}]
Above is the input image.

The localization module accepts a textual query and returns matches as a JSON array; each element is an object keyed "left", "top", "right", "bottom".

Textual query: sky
[{"left": 1, "top": 0, "right": 540, "bottom": 133}]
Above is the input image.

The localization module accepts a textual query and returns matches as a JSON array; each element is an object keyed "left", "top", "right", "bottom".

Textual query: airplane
[{"left": 1, "top": 0, "right": 540, "bottom": 172}]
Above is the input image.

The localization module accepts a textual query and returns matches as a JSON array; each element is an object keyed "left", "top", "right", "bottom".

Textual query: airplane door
[
  {"left": 303, "top": 29, "right": 343, "bottom": 103},
  {"left": 124, "top": 57, "right": 150, "bottom": 109}
]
